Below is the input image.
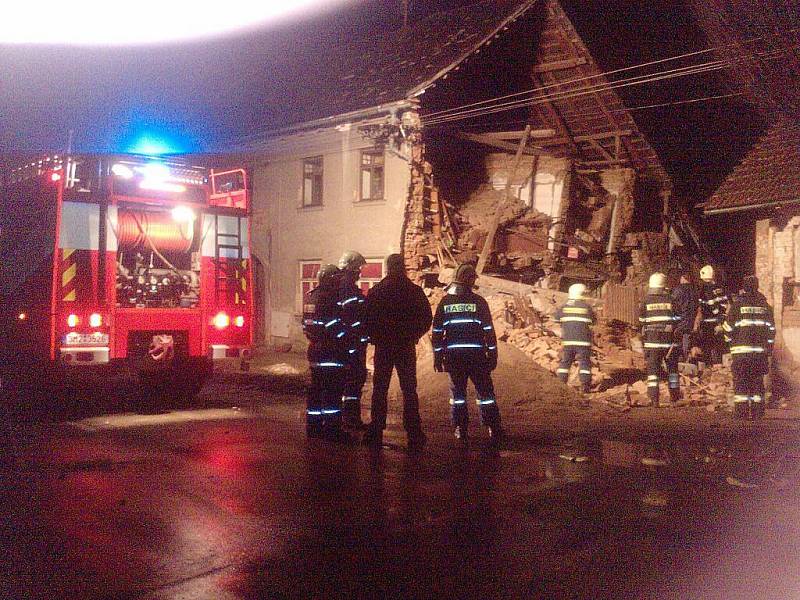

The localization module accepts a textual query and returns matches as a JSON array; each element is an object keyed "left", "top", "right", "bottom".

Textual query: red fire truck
[{"left": 0, "top": 154, "right": 253, "bottom": 380}]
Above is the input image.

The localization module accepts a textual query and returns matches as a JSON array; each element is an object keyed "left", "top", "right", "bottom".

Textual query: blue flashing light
[{"left": 126, "top": 136, "right": 179, "bottom": 156}]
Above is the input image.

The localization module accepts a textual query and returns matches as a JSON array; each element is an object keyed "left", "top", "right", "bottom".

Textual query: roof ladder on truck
[{"left": 213, "top": 215, "right": 242, "bottom": 305}]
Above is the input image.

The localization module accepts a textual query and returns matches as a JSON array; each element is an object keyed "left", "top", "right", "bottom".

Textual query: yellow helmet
[
  {"left": 700, "top": 265, "right": 715, "bottom": 282},
  {"left": 568, "top": 283, "right": 586, "bottom": 300},
  {"left": 648, "top": 272, "right": 666, "bottom": 289}
]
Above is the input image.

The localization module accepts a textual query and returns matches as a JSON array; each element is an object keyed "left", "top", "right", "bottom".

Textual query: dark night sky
[{"left": 1, "top": 0, "right": 765, "bottom": 205}]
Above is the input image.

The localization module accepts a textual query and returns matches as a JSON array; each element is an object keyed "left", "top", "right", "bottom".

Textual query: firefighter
[
  {"left": 302, "top": 264, "right": 350, "bottom": 441},
  {"left": 639, "top": 272, "right": 681, "bottom": 407},
  {"left": 554, "top": 283, "right": 595, "bottom": 393},
  {"left": 362, "top": 254, "right": 432, "bottom": 450},
  {"left": 697, "top": 264, "right": 729, "bottom": 364},
  {"left": 431, "top": 264, "right": 503, "bottom": 446},
  {"left": 336, "top": 250, "right": 369, "bottom": 430},
  {"left": 671, "top": 272, "right": 699, "bottom": 362},
  {"left": 720, "top": 275, "right": 775, "bottom": 419}
]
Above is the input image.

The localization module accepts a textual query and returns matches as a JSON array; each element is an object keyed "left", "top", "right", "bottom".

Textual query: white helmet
[
  {"left": 648, "top": 272, "right": 667, "bottom": 289},
  {"left": 700, "top": 265, "right": 714, "bottom": 282},
  {"left": 568, "top": 283, "right": 586, "bottom": 300}
]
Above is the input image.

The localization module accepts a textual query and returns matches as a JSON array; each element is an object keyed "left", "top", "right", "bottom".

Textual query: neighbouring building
[
  {"left": 703, "top": 115, "right": 800, "bottom": 374},
  {"left": 242, "top": 0, "right": 693, "bottom": 347}
]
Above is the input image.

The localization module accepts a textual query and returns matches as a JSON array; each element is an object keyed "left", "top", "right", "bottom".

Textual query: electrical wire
[
  {"left": 420, "top": 45, "right": 793, "bottom": 128},
  {"left": 421, "top": 46, "right": 721, "bottom": 120},
  {"left": 422, "top": 59, "right": 727, "bottom": 126}
]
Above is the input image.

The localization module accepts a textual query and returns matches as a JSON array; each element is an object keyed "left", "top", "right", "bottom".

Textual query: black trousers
[
  {"left": 644, "top": 346, "right": 679, "bottom": 404},
  {"left": 698, "top": 322, "right": 725, "bottom": 364},
  {"left": 370, "top": 342, "right": 422, "bottom": 433}
]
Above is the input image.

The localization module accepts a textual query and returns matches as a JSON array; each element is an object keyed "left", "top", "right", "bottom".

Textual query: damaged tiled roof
[
  {"left": 704, "top": 116, "right": 800, "bottom": 213},
  {"left": 246, "top": 0, "right": 537, "bottom": 134}
]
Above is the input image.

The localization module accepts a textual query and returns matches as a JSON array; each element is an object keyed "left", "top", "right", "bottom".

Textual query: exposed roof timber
[
  {"left": 407, "top": 0, "right": 539, "bottom": 98},
  {"left": 531, "top": 57, "right": 587, "bottom": 73},
  {"left": 459, "top": 132, "right": 547, "bottom": 155},
  {"left": 586, "top": 138, "right": 613, "bottom": 161},
  {"left": 481, "top": 128, "right": 557, "bottom": 139},
  {"left": 488, "top": 129, "right": 633, "bottom": 144},
  {"left": 576, "top": 158, "right": 631, "bottom": 167}
]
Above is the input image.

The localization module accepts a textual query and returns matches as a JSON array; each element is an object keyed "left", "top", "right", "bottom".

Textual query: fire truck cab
[{"left": 0, "top": 155, "right": 253, "bottom": 376}]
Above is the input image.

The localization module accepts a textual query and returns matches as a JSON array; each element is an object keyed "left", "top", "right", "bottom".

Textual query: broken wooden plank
[
  {"left": 480, "top": 129, "right": 557, "bottom": 140},
  {"left": 459, "top": 132, "right": 543, "bottom": 155},
  {"left": 476, "top": 125, "right": 532, "bottom": 275},
  {"left": 531, "top": 57, "right": 588, "bottom": 73}
]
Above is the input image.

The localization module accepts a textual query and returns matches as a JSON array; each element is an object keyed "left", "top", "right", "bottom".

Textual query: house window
[
  {"left": 360, "top": 149, "right": 384, "bottom": 202},
  {"left": 300, "top": 261, "right": 321, "bottom": 307},
  {"left": 358, "top": 259, "right": 384, "bottom": 295},
  {"left": 302, "top": 156, "right": 323, "bottom": 207}
]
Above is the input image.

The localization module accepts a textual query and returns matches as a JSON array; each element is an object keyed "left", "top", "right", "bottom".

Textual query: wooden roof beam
[{"left": 459, "top": 132, "right": 547, "bottom": 155}]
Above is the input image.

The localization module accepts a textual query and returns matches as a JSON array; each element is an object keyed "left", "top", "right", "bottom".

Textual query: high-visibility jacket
[
  {"left": 336, "top": 275, "right": 368, "bottom": 355},
  {"left": 699, "top": 281, "right": 729, "bottom": 326},
  {"left": 554, "top": 299, "right": 595, "bottom": 347},
  {"left": 639, "top": 289, "right": 680, "bottom": 350},
  {"left": 722, "top": 291, "right": 775, "bottom": 356},
  {"left": 432, "top": 288, "right": 497, "bottom": 368},
  {"left": 303, "top": 283, "right": 350, "bottom": 367}
]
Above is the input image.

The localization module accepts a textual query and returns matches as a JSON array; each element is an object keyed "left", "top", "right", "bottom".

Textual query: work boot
[
  {"left": 407, "top": 430, "right": 427, "bottom": 452},
  {"left": 733, "top": 402, "right": 749, "bottom": 419},
  {"left": 361, "top": 426, "right": 383, "bottom": 448},
  {"left": 454, "top": 425, "right": 468, "bottom": 445},
  {"left": 669, "top": 390, "right": 681, "bottom": 405}
]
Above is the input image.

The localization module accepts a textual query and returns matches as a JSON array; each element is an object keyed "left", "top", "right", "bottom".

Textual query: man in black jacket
[
  {"left": 671, "top": 272, "right": 699, "bottom": 362},
  {"left": 362, "top": 254, "right": 432, "bottom": 450}
]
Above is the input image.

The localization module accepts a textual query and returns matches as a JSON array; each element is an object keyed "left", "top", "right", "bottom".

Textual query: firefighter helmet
[
  {"left": 452, "top": 263, "right": 478, "bottom": 287},
  {"left": 700, "top": 265, "right": 715, "bottom": 282},
  {"left": 568, "top": 283, "right": 586, "bottom": 300},
  {"left": 338, "top": 250, "right": 367, "bottom": 273},
  {"left": 317, "top": 263, "right": 340, "bottom": 284},
  {"left": 648, "top": 272, "right": 667, "bottom": 289}
]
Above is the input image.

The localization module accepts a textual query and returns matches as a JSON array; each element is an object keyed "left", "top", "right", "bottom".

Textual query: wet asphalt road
[{"left": 2, "top": 395, "right": 800, "bottom": 599}]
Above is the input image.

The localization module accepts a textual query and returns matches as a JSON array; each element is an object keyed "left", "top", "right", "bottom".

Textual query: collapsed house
[
  {"left": 242, "top": 0, "right": 698, "bottom": 348},
  {"left": 703, "top": 115, "right": 800, "bottom": 378}
]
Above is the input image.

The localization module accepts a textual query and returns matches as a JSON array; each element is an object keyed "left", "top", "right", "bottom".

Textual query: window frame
[
  {"left": 300, "top": 260, "right": 322, "bottom": 311},
  {"left": 301, "top": 156, "right": 324, "bottom": 208},
  {"left": 358, "top": 258, "right": 384, "bottom": 295},
  {"left": 358, "top": 148, "right": 385, "bottom": 203}
]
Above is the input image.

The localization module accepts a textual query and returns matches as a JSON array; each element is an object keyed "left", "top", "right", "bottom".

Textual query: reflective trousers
[
  {"left": 557, "top": 344, "right": 591, "bottom": 388},
  {"left": 731, "top": 354, "right": 768, "bottom": 416},
  {"left": 307, "top": 364, "right": 345, "bottom": 432},
  {"left": 644, "top": 346, "right": 680, "bottom": 405},
  {"left": 370, "top": 342, "right": 422, "bottom": 433},
  {"left": 342, "top": 348, "right": 367, "bottom": 423},
  {"left": 447, "top": 364, "right": 501, "bottom": 429}
]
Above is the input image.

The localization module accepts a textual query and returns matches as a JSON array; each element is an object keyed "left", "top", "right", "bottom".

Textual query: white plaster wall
[{"left": 250, "top": 127, "right": 410, "bottom": 345}]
